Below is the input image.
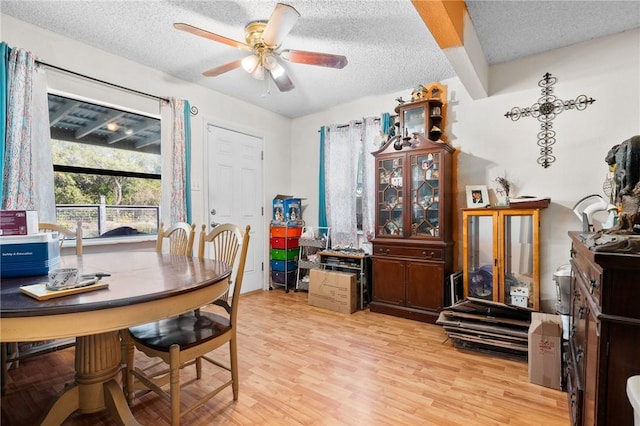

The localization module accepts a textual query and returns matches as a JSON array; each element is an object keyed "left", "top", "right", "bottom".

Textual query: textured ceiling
[{"left": 2, "top": 1, "right": 639, "bottom": 119}]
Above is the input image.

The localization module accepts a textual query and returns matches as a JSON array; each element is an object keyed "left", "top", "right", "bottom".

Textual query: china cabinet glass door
[
  {"left": 464, "top": 212, "right": 497, "bottom": 301},
  {"left": 463, "top": 209, "right": 540, "bottom": 309},
  {"left": 402, "top": 105, "right": 426, "bottom": 137},
  {"left": 410, "top": 152, "right": 440, "bottom": 237},
  {"left": 501, "top": 212, "right": 535, "bottom": 307},
  {"left": 377, "top": 157, "right": 403, "bottom": 236}
]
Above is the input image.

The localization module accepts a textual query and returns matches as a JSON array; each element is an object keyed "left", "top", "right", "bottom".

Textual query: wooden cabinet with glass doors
[
  {"left": 370, "top": 89, "right": 454, "bottom": 323},
  {"left": 462, "top": 207, "right": 546, "bottom": 310}
]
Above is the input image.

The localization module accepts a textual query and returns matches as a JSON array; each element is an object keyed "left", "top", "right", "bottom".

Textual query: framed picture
[{"left": 466, "top": 185, "right": 489, "bottom": 208}]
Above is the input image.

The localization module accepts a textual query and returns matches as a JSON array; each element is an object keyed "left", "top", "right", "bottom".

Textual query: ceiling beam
[
  {"left": 74, "top": 110, "right": 125, "bottom": 139},
  {"left": 49, "top": 100, "right": 79, "bottom": 125},
  {"left": 135, "top": 137, "right": 160, "bottom": 149},
  {"left": 412, "top": 0, "right": 488, "bottom": 99},
  {"left": 50, "top": 127, "right": 161, "bottom": 155},
  {"left": 107, "top": 120, "right": 159, "bottom": 145}
]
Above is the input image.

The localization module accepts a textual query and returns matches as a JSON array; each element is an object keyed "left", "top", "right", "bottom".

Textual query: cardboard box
[
  {"left": 0, "top": 210, "right": 39, "bottom": 236},
  {"left": 528, "top": 312, "right": 563, "bottom": 390},
  {"left": 272, "top": 194, "right": 302, "bottom": 222},
  {"left": 308, "top": 269, "right": 357, "bottom": 314},
  {"left": 0, "top": 233, "right": 60, "bottom": 277}
]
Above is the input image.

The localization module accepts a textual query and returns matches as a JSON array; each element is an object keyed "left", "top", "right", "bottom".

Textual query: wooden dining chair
[
  {"left": 39, "top": 221, "right": 83, "bottom": 255},
  {"left": 197, "top": 223, "right": 246, "bottom": 302},
  {"left": 156, "top": 222, "right": 196, "bottom": 256},
  {"left": 124, "top": 224, "right": 250, "bottom": 425}
]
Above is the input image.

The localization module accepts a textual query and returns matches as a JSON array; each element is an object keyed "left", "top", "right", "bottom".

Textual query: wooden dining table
[{"left": 1, "top": 251, "right": 231, "bottom": 425}]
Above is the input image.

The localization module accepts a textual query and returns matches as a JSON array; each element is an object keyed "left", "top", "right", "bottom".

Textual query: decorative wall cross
[{"left": 504, "top": 72, "right": 595, "bottom": 168}]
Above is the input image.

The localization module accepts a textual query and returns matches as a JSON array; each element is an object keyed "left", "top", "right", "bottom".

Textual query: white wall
[{"left": 291, "top": 29, "right": 640, "bottom": 312}]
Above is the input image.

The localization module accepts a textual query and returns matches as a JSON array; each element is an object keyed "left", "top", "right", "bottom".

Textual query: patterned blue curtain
[
  {"left": 0, "top": 43, "right": 9, "bottom": 203},
  {"left": 184, "top": 101, "right": 192, "bottom": 224},
  {"left": 318, "top": 126, "right": 327, "bottom": 228},
  {"left": 2, "top": 46, "right": 55, "bottom": 221},
  {"left": 381, "top": 112, "right": 392, "bottom": 137},
  {"left": 160, "top": 98, "right": 191, "bottom": 225}
]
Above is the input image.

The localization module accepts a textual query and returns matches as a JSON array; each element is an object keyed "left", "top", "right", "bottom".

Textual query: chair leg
[
  {"left": 1, "top": 343, "right": 7, "bottom": 396},
  {"left": 196, "top": 357, "right": 202, "bottom": 380},
  {"left": 229, "top": 338, "right": 239, "bottom": 401},
  {"left": 169, "top": 344, "right": 181, "bottom": 426},
  {"left": 120, "top": 332, "right": 135, "bottom": 405}
]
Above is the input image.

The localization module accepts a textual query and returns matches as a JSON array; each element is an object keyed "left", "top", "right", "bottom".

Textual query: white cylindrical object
[{"left": 628, "top": 376, "right": 640, "bottom": 426}]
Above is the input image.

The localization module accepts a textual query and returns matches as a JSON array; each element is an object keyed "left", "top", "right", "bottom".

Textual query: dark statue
[{"left": 605, "top": 135, "right": 640, "bottom": 234}]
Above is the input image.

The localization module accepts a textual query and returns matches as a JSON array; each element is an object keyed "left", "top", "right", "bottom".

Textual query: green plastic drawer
[{"left": 270, "top": 248, "right": 300, "bottom": 261}]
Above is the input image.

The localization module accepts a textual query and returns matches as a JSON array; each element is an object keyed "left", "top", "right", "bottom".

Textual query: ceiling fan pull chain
[{"left": 261, "top": 74, "right": 271, "bottom": 98}]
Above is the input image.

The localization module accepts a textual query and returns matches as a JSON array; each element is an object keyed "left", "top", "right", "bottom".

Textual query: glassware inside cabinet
[
  {"left": 465, "top": 214, "right": 495, "bottom": 300},
  {"left": 410, "top": 153, "right": 440, "bottom": 237},
  {"left": 402, "top": 105, "right": 426, "bottom": 137},
  {"left": 377, "top": 157, "right": 403, "bottom": 236}
]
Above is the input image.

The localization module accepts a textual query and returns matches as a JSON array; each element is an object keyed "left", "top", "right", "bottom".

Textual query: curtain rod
[
  {"left": 37, "top": 60, "right": 169, "bottom": 103},
  {"left": 318, "top": 114, "right": 397, "bottom": 132},
  {"left": 337, "top": 117, "right": 380, "bottom": 129}
]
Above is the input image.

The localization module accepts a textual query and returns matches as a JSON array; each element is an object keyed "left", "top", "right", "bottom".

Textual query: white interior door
[{"left": 206, "top": 124, "right": 264, "bottom": 293}]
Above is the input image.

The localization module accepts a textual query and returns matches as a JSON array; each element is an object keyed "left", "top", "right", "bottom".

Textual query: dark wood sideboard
[{"left": 567, "top": 232, "right": 640, "bottom": 426}]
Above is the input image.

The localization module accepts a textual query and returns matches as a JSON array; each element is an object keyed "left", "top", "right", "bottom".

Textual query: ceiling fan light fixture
[
  {"left": 241, "top": 54, "right": 260, "bottom": 73},
  {"left": 250, "top": 64, "right": 265, "bottom": 80},
  {"left": 263, "top": 54, "right": 285, "bottom": 79}
]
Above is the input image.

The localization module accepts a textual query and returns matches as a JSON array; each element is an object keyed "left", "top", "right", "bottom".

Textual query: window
[{"left": 48, "top": 93, "right": 161, "bottom": 238}]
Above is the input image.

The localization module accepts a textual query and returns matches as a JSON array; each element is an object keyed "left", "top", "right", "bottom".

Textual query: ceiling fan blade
[
  {"left": 202, "top": 59, "right": 243, "bottom": 77},
  {"left": 263, "top": 54, "right": 294, "bottom": 92},
  {"left": 270, "top": 68, "right": 295, "bottom": 92},
  {"left": 174, "top": 23, "right": 252, "bottom": 52},
  {"left": 280, "top": 49, "right": 348, "bottom": 69},
  {"left": 262, "top": 3, "right": 300, "bottom": 47}
]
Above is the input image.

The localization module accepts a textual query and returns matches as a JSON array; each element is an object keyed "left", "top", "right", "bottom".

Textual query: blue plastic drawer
[{"left": 270, "top": 259, "right": 297, "bottom": 272}]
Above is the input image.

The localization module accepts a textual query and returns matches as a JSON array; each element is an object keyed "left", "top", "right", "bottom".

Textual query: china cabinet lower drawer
[{"left": 373, "top": 245, "right": 443, "bottom": 261}]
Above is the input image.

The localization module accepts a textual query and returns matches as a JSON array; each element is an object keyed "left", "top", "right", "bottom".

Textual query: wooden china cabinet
[{"left": 369, "top": 83, "right": 455, "bottom": 323}]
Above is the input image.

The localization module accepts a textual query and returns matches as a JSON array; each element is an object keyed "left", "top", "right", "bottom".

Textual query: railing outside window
[{"left": 55, "top": 201, "right": 159, "bottom": 238}]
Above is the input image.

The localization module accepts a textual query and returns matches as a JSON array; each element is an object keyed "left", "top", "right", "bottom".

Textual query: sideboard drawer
[
  {"left": 567, "top": 351, "right": 583, "bottom": 426},
  {"left": 374, "top": 245, "right": 443, "bottom": 261},
  {"left": 572, "top": 248, "right": 602, "bottom": 308}
]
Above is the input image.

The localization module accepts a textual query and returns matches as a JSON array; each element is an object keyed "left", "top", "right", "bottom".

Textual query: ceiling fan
[{"left": 174, "top": 3, "right": 348, "bottom": 92}]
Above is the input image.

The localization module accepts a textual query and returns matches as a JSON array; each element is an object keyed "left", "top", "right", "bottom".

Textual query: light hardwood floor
[{"left": 1, "top": 290, "right": 569, "bottom": 425}]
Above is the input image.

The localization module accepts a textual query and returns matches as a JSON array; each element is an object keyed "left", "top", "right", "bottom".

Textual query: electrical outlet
[{"left": 191, "top": 181, "right": 201, "bottom": 191}]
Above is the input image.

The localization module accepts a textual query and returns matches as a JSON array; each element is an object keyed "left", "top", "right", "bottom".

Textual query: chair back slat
[
  {"left": 198, "top": 224, "right": 250, "bottom": 305},
  {"left": 39, "top": 222, "right": 83, "bottom": 255},
  {"left": 156, "top": 222, "right": 196, "bottom": 256}
]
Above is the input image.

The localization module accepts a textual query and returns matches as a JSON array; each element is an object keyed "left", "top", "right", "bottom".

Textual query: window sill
[{"left": 61, "top": 235, "right": 157, "bottom": 254}]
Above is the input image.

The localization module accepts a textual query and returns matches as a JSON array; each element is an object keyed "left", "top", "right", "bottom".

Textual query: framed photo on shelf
[{"left": 466, "top": 185, "right": 489, "bottom": 208}]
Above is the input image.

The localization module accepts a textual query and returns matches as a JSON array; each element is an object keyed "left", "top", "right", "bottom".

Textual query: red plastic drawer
[{"left": 270, "top": 237, "right": 299, "bottom": 249}]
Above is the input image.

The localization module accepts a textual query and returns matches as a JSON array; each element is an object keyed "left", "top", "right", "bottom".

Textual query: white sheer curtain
[
  {"left": 324, "top": 117, "right": 381, "bottom": 247},
  {"left": 360, "top": 117, "right": 381, "bottom": 241},
  {"left": 325, "top": 122, "right": 359, "bottom": 247},
  {"left": 2, "top": 47, "right": 55, "bottom": 222}
]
